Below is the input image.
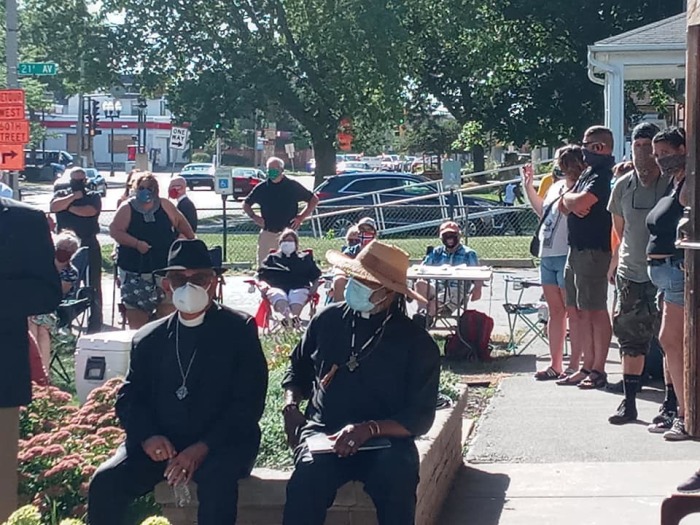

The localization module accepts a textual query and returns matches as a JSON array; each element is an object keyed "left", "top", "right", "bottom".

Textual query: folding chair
[
  {"left": 502, "top": 275, "right": 548, "bottom": 354},
  {"left": 208, "top": 246, "right": 226, "bottom": 302},
  {"left": 51, "top": 246, "right": 95, "bottom": 382},
  {"left": 246, "top": 249, "right": 320, "bottom": 334}
]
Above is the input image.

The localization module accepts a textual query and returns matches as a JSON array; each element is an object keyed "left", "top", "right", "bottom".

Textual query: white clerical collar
[{"left": 178, "top": 311, "right": 206, "bottom": 327}]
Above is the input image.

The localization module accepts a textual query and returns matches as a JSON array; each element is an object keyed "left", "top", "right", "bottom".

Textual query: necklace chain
[
  {"left": 175, "top": 321, "right": 198, "bottom": 399},
  {"left": 346, "top": 313, "right": 392, "bottom": 371}
]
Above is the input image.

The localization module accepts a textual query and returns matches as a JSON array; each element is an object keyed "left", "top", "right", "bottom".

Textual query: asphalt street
[{"left": 20, "top": 168, "right": 317, "bottom": 216}]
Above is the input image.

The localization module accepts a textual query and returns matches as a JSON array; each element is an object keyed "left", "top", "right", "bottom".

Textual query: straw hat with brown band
[{"left": 326, "top": 240, "right": 426, "bottom": 303}]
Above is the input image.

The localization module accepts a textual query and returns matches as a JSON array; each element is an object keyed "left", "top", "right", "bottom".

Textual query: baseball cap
[{"left": 439, "top": 221, "right": 461, "bottom": 236}]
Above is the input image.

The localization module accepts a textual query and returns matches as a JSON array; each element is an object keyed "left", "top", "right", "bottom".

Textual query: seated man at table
[{"left": 414, "top": 221, "right": 482, "bottom": 319}]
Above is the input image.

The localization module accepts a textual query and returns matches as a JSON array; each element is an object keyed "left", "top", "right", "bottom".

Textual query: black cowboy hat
[{"left": 154, "top": 239, "right": 224, "bottom": 275}]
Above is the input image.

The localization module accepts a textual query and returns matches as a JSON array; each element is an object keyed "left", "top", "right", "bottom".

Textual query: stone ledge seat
[{"left": 156, "top": 386, "right": 468, "bottom": 525}]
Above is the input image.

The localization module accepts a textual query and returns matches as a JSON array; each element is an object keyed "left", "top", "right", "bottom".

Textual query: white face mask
[
  {"left": 280, "top": 241, "right": 296, "bottom": 255},
  {"left": 172, "top": 283, "right": 211, "bottom": 314}
]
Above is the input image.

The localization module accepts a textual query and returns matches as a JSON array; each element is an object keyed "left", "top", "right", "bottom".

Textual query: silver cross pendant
[
  {"left": 347, "top": 354, "right": 359, "bottom": 372},
  {"left": 175, "top": 385, "right": 189, "bottom": 400}
]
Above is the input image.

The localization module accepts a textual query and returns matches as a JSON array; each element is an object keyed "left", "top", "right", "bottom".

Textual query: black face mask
[
  {"left": 442, "top": 235, "right": 459, "bottom": 248},
  {"left": 70, "top": 179, "right": 86, "bottom": 192}
]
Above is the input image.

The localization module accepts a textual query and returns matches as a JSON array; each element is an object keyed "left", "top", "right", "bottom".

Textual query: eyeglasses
[
  {"left": 167, "top": 272, "right": 213, "bottom": 288},
  {"left": 582, "top": 141, "right": 605, "bottom": 152}
]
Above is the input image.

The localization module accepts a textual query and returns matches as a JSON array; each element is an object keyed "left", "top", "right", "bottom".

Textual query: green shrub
[{"left": 190, "top": 152, "right": 211, "bottom": 163}]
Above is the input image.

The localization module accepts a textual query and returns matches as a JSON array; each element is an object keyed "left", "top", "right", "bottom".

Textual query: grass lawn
[
  {"left": 201, "top": 234, "right": 530, "bottom": 266},
  {"left": 101, "top": 234, "right": 531, "bottom": 272}
]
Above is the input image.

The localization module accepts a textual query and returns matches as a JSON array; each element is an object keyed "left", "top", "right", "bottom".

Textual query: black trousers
[
  {"left": 83, "top": 236, "right": 103, "bottom": 333},
  {"left": 88, "top": 444, "right": 249, "bottom": 525},
  {"left": 283, "top": 438, "right": 420, "bottom": 525}
]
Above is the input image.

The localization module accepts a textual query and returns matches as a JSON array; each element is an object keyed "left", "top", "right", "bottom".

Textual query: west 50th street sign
[
  {"left": 0, "top": 89, "right": 28, "bottom": 171},
  {"left": 0, "top": 120, "right": 30, "bottom": 144}
]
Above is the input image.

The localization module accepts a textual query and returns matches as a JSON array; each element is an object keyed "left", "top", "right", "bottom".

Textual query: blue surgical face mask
[
  {"left": 344, "top": 277, "right": 380, "bottom": 313},
  {"left": 582, "top": 149, "right": 609, "bottom": 168},
  {"left": 136, "top": 188, "right": 155, "bottom": 203}
]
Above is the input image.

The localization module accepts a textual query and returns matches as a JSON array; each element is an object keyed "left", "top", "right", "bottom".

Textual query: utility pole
[
  {"left": 5, "top": 0, "right": 20, "bottom": 198},
  {"left": 681, "top": 6, "right": 700, "bottom": 436}
]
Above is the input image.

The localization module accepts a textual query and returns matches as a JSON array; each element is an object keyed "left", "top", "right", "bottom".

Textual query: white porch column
[{"left": 603, "top": 65, "right": 625, "bottom": 162}]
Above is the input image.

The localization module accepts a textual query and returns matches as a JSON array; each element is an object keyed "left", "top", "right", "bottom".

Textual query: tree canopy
[
  {"left": 104, "top": 0, "right": 410, "bottom": 182},
  {"left": 404, "top": 0, "right": 684, "bottom": 147}
]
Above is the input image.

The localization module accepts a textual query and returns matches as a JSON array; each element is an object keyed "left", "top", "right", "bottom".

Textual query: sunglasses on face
[
  {"left": 582, "top": 141, "right": 604, "bottom": 152},
  {"left": 167, "top": 272, "right": 213, "bottom": 288}
]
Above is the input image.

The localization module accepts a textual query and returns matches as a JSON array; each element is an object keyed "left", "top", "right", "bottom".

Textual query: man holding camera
[{"left": 50, "top": 167, "right": 103, "bottom": 332}]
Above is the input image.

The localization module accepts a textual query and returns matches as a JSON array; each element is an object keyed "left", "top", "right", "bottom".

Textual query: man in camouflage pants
[{"left": 607, "top": 123, "right": 667, "bottom": 424}]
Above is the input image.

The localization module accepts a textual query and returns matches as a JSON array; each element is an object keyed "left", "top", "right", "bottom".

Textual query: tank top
[
  {"left": 646, "top": 177, "right": 684, "bottom": 258},
  {"left": 117, "top": 201, "right": 177, "bottom": 273}
]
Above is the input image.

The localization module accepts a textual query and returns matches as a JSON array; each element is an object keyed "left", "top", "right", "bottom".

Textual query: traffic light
[{"left": 90, "top": 99, "right": 102, "bottom": 135}]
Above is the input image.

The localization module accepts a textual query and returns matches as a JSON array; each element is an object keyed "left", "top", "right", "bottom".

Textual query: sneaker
[
  {"left": 608, "top": 400, "right": 638, "bottom": 425},
  {"left": 652, "top": 406, "right": 677, "bottom": 425},
  {"left": 648, "top": 417, "right": 674, "bottom": 434},
  {"left": 678, "top": 471, "right": 700, "bottom": 493},
  {"left": 664, "top": 418, "right": 691, "bottom": 441}
]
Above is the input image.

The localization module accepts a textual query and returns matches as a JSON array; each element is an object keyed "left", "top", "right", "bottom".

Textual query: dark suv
[{"left": 314, "top": 172, "right": 515, "bottom": 237}]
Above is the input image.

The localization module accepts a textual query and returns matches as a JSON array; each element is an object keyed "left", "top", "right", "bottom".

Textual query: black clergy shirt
[
  {"left": 283, "top": 302, "right": 440, "bottom": 438},
  {"left": 116, "top": 304, "right": 268, "bottom": 457}
]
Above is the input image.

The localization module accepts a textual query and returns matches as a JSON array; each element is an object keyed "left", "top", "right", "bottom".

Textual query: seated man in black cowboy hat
[
  {"left": 282, "top": 240, "right": 440, "bottom": 525},
  {"left": 88, "top": 239, "right": 268, "bottom": 525}
]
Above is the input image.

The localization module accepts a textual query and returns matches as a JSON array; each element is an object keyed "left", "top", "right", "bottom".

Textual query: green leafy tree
[
  {"left": 104, "top": 0, "right": 409, "bottom": 185},
  {"left": 403, "top": 0, "right": 684, "bottom": 153},
  {"left": 18, "top": 0, "right": 117, "bottom": 95}
]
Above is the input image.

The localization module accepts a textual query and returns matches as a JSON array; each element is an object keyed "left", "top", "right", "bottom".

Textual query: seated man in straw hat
[{"left": 281, "top": 240, "right": 440, "bottom": 525}]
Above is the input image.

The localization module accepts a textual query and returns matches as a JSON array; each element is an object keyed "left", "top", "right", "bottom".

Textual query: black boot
[{"left": 608, "top": 375, "right": 640, "bottom": 425}]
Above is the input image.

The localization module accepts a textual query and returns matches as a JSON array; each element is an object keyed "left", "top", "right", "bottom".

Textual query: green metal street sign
[{"left": 18, "top": 63, "right": 58, "bottom": 76}]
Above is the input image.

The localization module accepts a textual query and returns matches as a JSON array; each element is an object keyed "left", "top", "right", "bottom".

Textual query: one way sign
[{"left": 169, "top": 126, "right": 189, "bottom": 151}]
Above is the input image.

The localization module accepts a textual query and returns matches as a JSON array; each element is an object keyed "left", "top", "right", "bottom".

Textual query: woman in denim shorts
[
  {"left": 522, "top": 146, "right": 585, "bottom": 380},
  {"left": 645, "top": 127, "right": 687, "bottom": 440}
]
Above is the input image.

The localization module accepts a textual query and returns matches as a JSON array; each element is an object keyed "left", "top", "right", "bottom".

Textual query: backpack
[{"left": 444, "top": 309, "right": 494, "bottom": 361}]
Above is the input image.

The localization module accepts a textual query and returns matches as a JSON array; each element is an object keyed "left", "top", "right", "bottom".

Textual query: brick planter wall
[{"left": 155, "top": 385, "right": 468, "bottom": 525}]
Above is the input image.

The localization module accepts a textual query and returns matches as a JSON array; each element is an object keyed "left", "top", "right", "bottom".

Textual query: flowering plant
[
  {"left": 17, "top": 379, "right": 125, "bottom": 521},
  {"left": 1, "top": 505, "right": 171, "bottom": 525}
]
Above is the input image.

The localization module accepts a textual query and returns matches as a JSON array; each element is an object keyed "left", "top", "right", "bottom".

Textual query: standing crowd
[{"left": 526, "top": 125, "right": 694, "bottom": 464}]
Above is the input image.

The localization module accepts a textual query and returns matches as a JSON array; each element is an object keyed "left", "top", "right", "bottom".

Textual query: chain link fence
[{"left": 97, "top": 202, "right": 538, "bottom": 270}]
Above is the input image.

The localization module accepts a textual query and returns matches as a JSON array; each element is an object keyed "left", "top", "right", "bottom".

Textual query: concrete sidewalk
[{"left": 436, "top": 271, "right": 700, "bottom": 525}]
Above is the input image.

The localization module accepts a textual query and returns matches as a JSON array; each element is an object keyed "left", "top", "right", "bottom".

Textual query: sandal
[
  {"left": 558, "top": 367, "right": 575, "bottom": 379},
  {"left": 534, "top": 366, "right": 561, "bottom": 381},
  {"left": 556, "top": 368, "right": 590, "bottom": 386},
  {"left": 578, "top": 370, "right": 607, "bottom": 390}
]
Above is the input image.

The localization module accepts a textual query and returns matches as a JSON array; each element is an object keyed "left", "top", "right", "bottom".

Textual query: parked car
[
  {"left": 22, "top": 149, "right": 74, "bottom": 182},
  {"left": 53, "top": 168, "right": 107, "bottom": 197},
  {"left": 314, "top": 172, "right": 527, "bottom": 237},
  {"left": 231, "top": 167, "right": 266, "bottom": 200},
  {"left": 336, "top": 161, "right": 373, "bottom": 174},
  {"left": 179, "top": 163, "right": 215, "bottom": 190}
]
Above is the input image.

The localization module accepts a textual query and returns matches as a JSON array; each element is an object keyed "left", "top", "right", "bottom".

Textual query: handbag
[
  {"left": 120, "top": 255, "right": 164, "bottom": 312},
  {"left": 529, "top": 199, "right": 558, "bottom": 258}
]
